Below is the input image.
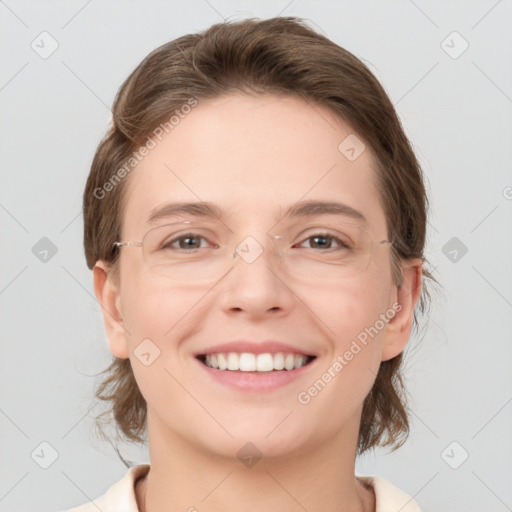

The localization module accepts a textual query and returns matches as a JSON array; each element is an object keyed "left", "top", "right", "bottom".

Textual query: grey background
[{"left": 1, "top": 1, "right": 511, "bottom": 511}]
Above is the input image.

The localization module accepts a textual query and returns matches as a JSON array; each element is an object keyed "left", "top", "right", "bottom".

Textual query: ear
[
  {"left": 381, "top": 258, "right": 423, "bottom": 361},
  {"left": 93, "top": 260, "right": 129, "bottom": 359}
]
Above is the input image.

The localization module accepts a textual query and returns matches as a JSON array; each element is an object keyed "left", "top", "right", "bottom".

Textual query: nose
[
  {"left": 218, "top": 232, "right": 295, "bottom": 317},
  {"left": 232, "top": 232, "right": 283, "bottom": 266}
]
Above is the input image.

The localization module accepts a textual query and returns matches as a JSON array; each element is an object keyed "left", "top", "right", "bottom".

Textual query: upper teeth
[{"left": 203, "top": 352, "right": 310, "bottom": 372}]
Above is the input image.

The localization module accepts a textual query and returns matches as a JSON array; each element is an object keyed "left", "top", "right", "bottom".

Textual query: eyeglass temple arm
[{"left": 113, "top": 241, "right": 143, "bottom": 248}]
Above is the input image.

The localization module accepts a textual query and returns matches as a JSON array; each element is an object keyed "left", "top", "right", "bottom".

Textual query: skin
[{"left": 94, "top": 92, "right": 422, "bottom": 512}]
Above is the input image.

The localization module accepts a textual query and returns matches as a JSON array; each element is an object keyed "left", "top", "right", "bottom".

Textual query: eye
[
  {"left": 295, "top": 233, "right": 351, "bottom": 250},
  {"left": 162, "top": 233, "right": 214, "bottom": 251}
]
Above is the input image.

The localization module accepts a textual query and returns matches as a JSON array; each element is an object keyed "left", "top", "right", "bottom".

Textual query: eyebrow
[{"left": 146, "top": 200, "right": 367, "bottom": 226}]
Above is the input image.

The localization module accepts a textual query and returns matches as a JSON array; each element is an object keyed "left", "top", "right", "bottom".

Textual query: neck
[{"left": 138, "top": 410, "right": 375, "bottom": 512}]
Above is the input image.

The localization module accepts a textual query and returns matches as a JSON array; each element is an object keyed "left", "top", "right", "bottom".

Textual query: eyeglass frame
[{"left": 112, "top": 219, "right": 395, "bottom": 278}]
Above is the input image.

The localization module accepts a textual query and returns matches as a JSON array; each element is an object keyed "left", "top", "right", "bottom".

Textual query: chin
[{"left": 194, "top": 418, "right": 316, "bottom": 464}]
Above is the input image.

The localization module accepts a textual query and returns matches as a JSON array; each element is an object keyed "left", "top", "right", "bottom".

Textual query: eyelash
[
  {"left": 162, "top": 232, "right": 351, "bottom": 251},
  {"left": 295, "top": 233, "right": 350, "bottom": 250}
]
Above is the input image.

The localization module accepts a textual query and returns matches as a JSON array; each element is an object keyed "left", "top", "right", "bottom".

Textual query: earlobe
[
  {"left": 93, "top": 261, "right": 129, "bottom": 359},
  {"left": 381, "top": 258, "right": 423, "bottom": 361}
]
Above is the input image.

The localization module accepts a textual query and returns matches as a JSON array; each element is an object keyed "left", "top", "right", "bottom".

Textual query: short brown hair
[{"left": 84, "top": 16, "right": 437, "bottom": 459}]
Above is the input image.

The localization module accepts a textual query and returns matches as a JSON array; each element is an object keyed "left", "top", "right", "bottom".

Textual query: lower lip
[{"left": 194, "top": 357, "right": 316, "bottom": 391}]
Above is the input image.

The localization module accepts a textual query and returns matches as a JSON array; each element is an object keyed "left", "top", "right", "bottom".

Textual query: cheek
[
  {"left": 119, "top": 254, "right": 206, "bottom": 338},
  {"left": 304, "top": 273, "right": 393, "bottom": 396},
  {"left": 119, "top": 279, "right": 207, "bottom": 407},
  {"left": 293, "top": 278, "right": 392, "bottom": 433},
  {"left": 306, "top": 272, "right": 392, "bottom": 341}
]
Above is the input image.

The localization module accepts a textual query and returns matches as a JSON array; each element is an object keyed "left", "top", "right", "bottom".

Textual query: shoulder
[
  {"left": 356, "top": 474, "right": 422, "bottom": 512},
  {"left": 62, "top": 464, "right": 150, "bottom": 512}
]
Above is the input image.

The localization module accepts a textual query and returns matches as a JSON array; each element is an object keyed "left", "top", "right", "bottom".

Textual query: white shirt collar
[{"left": 66, "top": 464, "right": 421, "bottom": 512}]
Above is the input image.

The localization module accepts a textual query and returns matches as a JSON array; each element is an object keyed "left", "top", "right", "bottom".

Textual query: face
[{"left": 96, "top": 92, "right": 420, "bottom": 463}]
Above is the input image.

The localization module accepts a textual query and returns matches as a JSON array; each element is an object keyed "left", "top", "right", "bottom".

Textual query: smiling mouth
[{"left": 196, "top": 352, "right": 316, "bottom": 372}]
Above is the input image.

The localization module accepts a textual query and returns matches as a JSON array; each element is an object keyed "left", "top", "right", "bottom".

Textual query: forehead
[{"left": 121, "top": 93, "right": 387, "bottom": 237}]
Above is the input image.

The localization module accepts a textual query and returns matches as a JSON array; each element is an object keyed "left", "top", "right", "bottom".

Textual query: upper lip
[{"left": 195, "top": 340, "right": 316, "bottom": 357}]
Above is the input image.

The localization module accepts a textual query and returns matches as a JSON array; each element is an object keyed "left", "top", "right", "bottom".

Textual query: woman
[{"left": 68, "top": 16, "right": 435, "bottom": 512}]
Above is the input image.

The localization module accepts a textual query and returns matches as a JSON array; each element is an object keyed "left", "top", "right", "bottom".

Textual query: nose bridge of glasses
[{"left": 231, "top": 230, "right": 285, "bottom": 267}]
